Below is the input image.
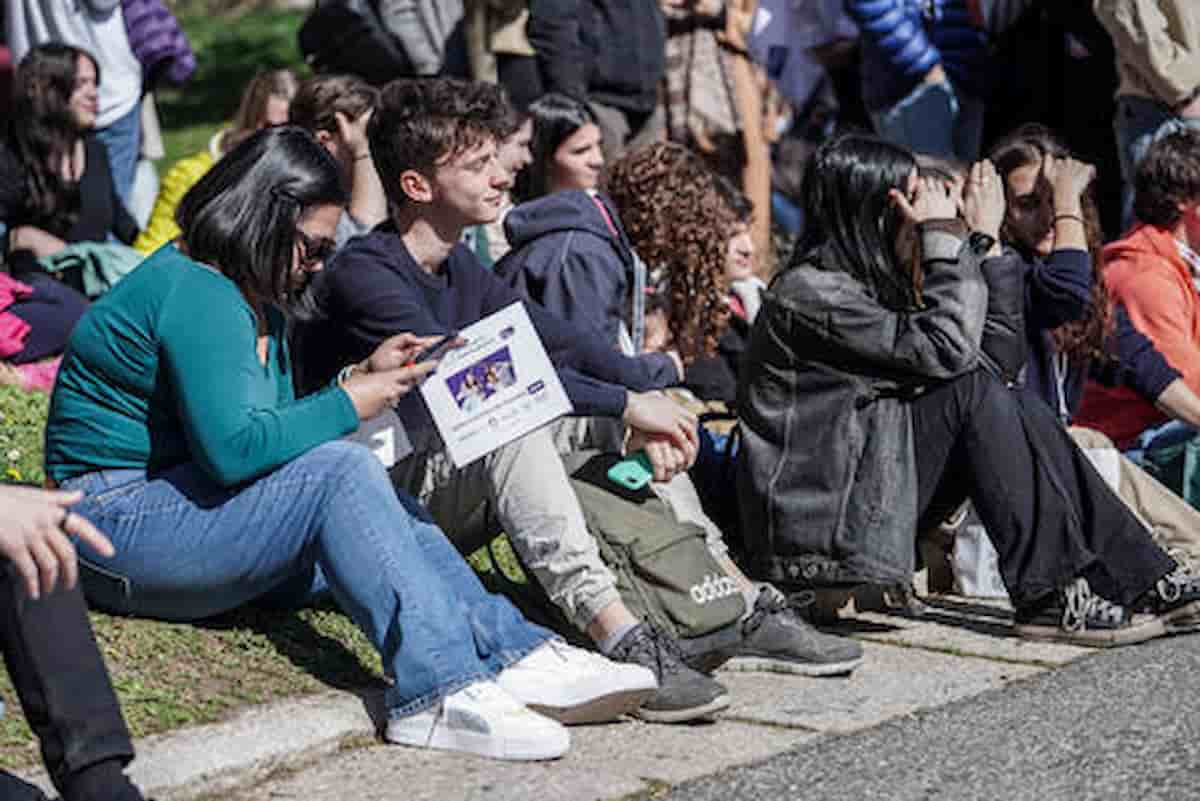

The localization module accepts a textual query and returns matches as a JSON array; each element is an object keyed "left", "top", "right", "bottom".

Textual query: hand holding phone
[
  {"left": 410, "top": 333, "right": 463, "bottom": 366},
  {"left": 607, "top": 452, "right": 655, "bottom": 491}
]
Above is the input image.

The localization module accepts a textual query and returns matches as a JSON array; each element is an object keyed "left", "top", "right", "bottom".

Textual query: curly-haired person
[{"left": 495, "top": 98, "right": 862, "bottom": 681}]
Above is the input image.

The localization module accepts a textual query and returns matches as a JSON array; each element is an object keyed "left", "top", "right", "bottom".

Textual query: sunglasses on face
[{"left": 295, "top": 230, "right": 337, "bottom": 268}]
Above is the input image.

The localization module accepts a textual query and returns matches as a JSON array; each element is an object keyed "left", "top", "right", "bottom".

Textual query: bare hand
[
  {"left": 365, "top": 333, "right": 452, "bottom": 373},
  {"left": 343, "top": 363, "right": 438, "bottom": 420},
  {"left": 962, "top": 159, "right": 1006, "bottom": 239},
  {"left": 335, "top": 108, "right": 374, "bottom": 161},
  {"left": 1043, "top": 154, "right": 1095, "bottom": 207},
  {"left": 1179, "top": 94, "right": 1200, "bottom": 121},
  {"left": 0, "top": 486, "right": 114, "bottom": 600},
  {"left": 628, "top": 430, "right": 696, "bottom": 482},
  {"left": 890, "top": 176, "right": 959, "bottom": 225},
  {"left": 623, "top": 391, "right": 698, "bottom": 463}
]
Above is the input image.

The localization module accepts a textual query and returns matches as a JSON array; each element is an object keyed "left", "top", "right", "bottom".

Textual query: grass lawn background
[{"left": 0, "top": 9, "right": 532, "bottom": 769}]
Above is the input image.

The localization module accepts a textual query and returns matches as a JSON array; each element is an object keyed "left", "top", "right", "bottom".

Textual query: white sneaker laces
[{"left": 1062, "top": 578, "right": 1125, "bottom": 632}]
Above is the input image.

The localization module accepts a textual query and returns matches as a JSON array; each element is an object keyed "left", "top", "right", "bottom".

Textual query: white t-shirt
[{"left": 7, "top": 0, "right": 143, "bottom": 128}]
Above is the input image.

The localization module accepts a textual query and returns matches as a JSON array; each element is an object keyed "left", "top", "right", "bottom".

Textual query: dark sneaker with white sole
[
  {"left": 607, "top": 623, "right": 731, "bottom": 723},
  {"left": 1014, "top": 577, "right": 1165, "bottom": 647},
  {"left": 1137, "top": 571, "right": 1200, "bottom": 634},
  {"left": 693, "top": 586, "right": 863, "bottom": 676}
]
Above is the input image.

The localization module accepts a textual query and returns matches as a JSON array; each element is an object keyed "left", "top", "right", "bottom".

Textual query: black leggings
[{"left": 913, "top": 371, "right": 1174, "bottom": 609}]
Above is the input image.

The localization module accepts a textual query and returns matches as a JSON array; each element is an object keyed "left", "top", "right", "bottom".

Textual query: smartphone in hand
[{"left": 411, "top": 333, "right": 461, "bottom": 365}]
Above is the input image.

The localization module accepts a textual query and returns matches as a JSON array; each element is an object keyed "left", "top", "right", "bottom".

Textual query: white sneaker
[
  {"left": 385, "top": 680, "right": 569, "bottom": 761},
  {"left": 496, "top": 639, "right": 658, "bottom": 724}
]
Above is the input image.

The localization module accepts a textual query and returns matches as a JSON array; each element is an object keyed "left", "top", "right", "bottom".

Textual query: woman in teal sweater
[{"left": 42, "top": 126, "right": 654, "bottom": 762}]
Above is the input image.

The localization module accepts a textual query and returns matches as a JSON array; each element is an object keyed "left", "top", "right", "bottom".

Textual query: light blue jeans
[
  {"left": 62, "top": 441, "right": 550, "bottom": 719},
  {"left": 93, "top": 102, "right": 142, "bottom": 207},
  {"left": 871, "top": 79, "right": 986, "bottom": 163},
  {"left": 1114, "top": 95, "right": 1200, "bottom": 232}
]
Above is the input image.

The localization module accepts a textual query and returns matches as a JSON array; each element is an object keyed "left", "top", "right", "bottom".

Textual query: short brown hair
[
  {"left": 1134, "top": 128, "right": 1200, "bottom": 228},
  {"left": 289, "top": 74, "right": 379, "bottom": 135},
  {"left": 368, "top": 78, "right": 510, "bottom": 207}
]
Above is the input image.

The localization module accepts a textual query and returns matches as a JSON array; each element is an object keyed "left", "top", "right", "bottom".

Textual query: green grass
[
  {"left": 0, "top": 380, "right": 530, "bottom": 769},
  {"left": 0, "top": 385, "right": 48, "bottom": 485},
  {"left": 0, "top": 9, "right": 546, "bottom": 765},
  {"left": 157, "top": 9, "right": 310, "bottom": 167}
]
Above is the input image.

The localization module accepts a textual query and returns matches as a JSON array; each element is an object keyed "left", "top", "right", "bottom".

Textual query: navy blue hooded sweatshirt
[{"left": 496, "top": 190, "right": 679, "bottom": 388}]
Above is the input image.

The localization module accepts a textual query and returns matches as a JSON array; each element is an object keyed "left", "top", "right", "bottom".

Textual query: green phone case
[{"left": 606, "top": 452, "right": 654, "bottom": 491}]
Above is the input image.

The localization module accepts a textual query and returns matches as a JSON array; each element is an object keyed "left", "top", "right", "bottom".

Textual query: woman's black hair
[
  {"left": 793, "top": 133, "right": 919, "bottom": 309},
  {"left": 175, "top": 126, "right": 346, "bottom": 314},
  {"left": 514, "top": 92, "right": 596, "bottom": 202},
  {"left": 8, "top": 43, "right": 100, "bottom": 235}
]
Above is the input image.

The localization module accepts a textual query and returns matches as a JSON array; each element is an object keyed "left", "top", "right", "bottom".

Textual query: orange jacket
[{"left": 1079, "top": 224, "right": 1200, "bottom": 445}]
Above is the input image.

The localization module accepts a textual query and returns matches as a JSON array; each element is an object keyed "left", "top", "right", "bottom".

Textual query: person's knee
[{"left": 307, "top": 440, "right": 389, "bottom": 487}]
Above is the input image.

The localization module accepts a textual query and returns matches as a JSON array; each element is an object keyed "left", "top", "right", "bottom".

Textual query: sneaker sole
[
  {"left": 1014, "top": 616, "right": 1166, "bottom": 647},
  {"left": 1160, "top": 599, "right": 1200, "bottom": 635},
  {"left": 631, "top": 692, "right": 731, "bottom": 724},
  {"left": 386, "top": 723, "right": 569, "bottom": 762},
  {"left": 527, "top": 686, "right": 658, "bottom": 725},
  {"left": 719, "top": 655, "right": 863, "bottom": 677}
]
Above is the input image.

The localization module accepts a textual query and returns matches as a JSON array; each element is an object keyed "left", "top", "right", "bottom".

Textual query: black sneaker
[
  {"left": 1014, "top": 577, "right": 1164, "bottom": 647},
  {"left": 608, "top": 623, "right": 731, "bottom": 723},
  {"left": 1138, "top": 570, "right": 1200, "bottom": 634},
  {"left": 718, "top": 587, "right": 863, "bottom": 676}
]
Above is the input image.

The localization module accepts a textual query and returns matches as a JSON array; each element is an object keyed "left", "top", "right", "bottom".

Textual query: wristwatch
[{"left": 968, "top": 231, "right": 997, "bottom": 255}]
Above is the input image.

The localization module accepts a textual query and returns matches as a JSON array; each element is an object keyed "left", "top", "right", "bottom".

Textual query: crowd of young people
[{"left": 7, "top": 10, "right": 1200, "bottom": 794}]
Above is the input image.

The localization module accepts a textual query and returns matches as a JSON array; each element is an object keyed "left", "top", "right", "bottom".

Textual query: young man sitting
[{"left": 294, "top": 78, "right": 734, "bottom": 723}]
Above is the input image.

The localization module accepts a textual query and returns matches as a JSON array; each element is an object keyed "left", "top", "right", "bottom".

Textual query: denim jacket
[{"left": 736, "top": 221, "right": 989, "bottom": 587}]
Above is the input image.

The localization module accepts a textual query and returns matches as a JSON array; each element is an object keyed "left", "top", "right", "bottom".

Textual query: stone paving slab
[
  {"left": 225, "top": 719, "right": 813, "bottom": 801},
  {"left": 719, "top": 641, "right": 1044, "bottom": 734},
  {"left": 835, "top": 595, "right": 1096, "bottom": 666}
]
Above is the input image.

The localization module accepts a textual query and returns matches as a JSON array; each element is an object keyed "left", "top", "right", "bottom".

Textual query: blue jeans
[
  {"left": 93, "top": 102, "right": 142, "bottom": 207},
  {"left": 1114, "top": 95, "right": 1200, "bottom": 232},
  {"left": 62, "top": 441, "right": 550, "bottom": 719},
  {"left": 871, "top": 80, "right": 985, "bottom": 163}
]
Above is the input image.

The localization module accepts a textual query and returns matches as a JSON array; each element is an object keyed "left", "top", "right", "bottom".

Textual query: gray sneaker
[
  {"left": 722, "top": 586, "right": 864, "bottom": 676},
  {"left": 608, "top": 623, "right": 731, "bottom": 724}
]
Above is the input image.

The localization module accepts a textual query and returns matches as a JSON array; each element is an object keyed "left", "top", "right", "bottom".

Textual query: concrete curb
[
  {"left": 14, "top": 598, "right": 1097, "bottom": 800},
  {"left": 19, "top": 689, "right": 385, "bottom": 801}
]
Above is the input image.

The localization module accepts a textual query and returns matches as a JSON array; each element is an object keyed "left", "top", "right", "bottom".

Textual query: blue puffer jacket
[{"left": 846, "top": 0, "right": 991, "bottom": 111}]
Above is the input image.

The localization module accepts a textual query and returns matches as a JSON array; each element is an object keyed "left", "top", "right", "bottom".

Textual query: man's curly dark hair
[{"left": 605, "top": 142, "right": 735, "bottom": 363}]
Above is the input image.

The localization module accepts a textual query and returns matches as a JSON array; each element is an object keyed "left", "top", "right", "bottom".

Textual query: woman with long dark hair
[
  {"left": 989, "top": 124, "right": 1200, "bottom": 568},
  {"left": 498, "top": 93, "right": 680, "bottom": 383},
  {"left": 0, "top": 43, "right": 138, "bottom": 278},
  {"left": 43, "top": 125, "right": 657, "bottom": 762},
  {"left": 0, "top": 44, "right": 122, "bottom": 377},
  {"left": 737, "top": 132, "right": 1200, "bottom": 646},
  {"left": 512, "top": 92, "right": 604, "bottom": 203}
]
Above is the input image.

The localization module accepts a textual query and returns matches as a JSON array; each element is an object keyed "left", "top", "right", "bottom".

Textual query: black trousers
[
  {"left": 912, "top": 371, "right": 1174, "bottom": 609},
  {"left": 0, "top": 565, "right": 134, "bottom": 796}
]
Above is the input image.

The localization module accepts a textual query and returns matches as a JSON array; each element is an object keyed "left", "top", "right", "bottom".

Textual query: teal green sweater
[{"left": 45, "top": 244, "right": 359, "bottom": 487}]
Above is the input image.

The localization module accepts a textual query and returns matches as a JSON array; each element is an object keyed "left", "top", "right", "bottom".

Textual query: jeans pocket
[{"left": 79, "top": 559, "right": 133, "bottom": 616}]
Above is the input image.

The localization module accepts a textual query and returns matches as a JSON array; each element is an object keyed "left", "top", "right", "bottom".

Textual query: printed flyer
[{"left": 419, "top": 302, "right": 573, "bottom": 467}]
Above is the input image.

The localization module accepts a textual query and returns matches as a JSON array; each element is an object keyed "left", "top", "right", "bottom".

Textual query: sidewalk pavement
[{"left": 18, "top": 595, "right": 1099, "bottom": 801}]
